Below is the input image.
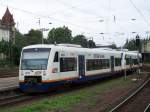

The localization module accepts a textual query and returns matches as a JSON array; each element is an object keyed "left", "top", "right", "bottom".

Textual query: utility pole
[
  {"left": 39, "top": 28, "right": 49, "bottom": 44},
  {"left": 136, "top": 34, "right": 140, "bottom": 76},
  {"left": 36, "top": 19, "right": 52, "bottom": 44},
  {"left": 37, "top": 18, "right": 41, "bottom": 29}
]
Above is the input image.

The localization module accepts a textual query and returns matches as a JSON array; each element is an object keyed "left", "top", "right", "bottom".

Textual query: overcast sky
[{"left": 0, "top": 0, "right": 150, "bottom": 46}]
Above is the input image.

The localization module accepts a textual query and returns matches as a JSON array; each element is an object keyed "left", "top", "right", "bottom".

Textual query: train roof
[
  {"left": 22, "top": 44, "right": 139, "bottom": 56},
  {"left": 23, "top": 44, "right": 120, "bottom": 54},
  {"left": 23, "top": 44, "right": 54, "bottom": 49}
]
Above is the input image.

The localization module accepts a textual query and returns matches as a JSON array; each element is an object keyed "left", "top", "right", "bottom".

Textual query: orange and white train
[{"left": 19, "top": 44, "right": 142, "bottom": 92}]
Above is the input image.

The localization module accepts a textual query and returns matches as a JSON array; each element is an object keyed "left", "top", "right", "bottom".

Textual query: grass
[{"left": 1, "top": 75, "right": 137, "bottom": 112}]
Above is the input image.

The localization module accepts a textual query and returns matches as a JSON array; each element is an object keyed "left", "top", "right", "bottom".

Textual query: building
[
  {"left": 0, "top": 20, "right": 10, "bottom": 42},
  {"left": 0, "top": 7, "right": 15, "bottom": 43},
  {"left": 141, "top": 41, "right": 150, "bottom": 63},
  {"left": 0, "top": 7, "right": 15, "bottom": 61}
]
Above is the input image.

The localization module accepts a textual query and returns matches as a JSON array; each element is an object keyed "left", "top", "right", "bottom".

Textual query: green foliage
[
  {"left": 0, "top": 40, "right": 10, "bottom": 67},
  {"left": 15, "top": 30, "right": 27, "bottom": 47},
  {"left": 12, "top": 29, "right": 43, "bottom": 65},
  {"left": 72, "top": 35, "right": 96, "bottom": 48},
  {"left": 47, "top": 26, "right": 72, "bottom": 44},
  {"left": 0, "top": 40, "right": 9, "bottom": 55},
  {"left": 1, "top": 75, "right": 136, "bottom": 112},
  {"left": 0, "top": 26, "right": 97, "bottom": 66},
  {"left": 47, "top": 26, "right": 96, "bottom": 48},
  {"left": 88, "top": 40, "right": 96, "bottom": 48},
  {"left": 12, "top": 44, "right": 21, "bottom": 65},
  {"left": 110, "top": 43, "right": 117, "bottom": 49},
  {"left": 12, "top": 30, "right": 27, "bottom": 65},
  {"left": 25, "top": 29, "right": 42, "bottom": 45},
  {"left": 123, "top": 36, "right": 150, "bottom": 52},
  {"left": 72, "top": 35, "right": 88, "bottom": 48},
  {"left": 124, "top": 39, "right": 139, "bottom": 50}
]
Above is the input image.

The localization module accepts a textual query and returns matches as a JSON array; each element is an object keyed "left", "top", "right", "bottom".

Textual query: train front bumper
[{"left": 19, "top": 81, "right": 65, "bottom": 93}]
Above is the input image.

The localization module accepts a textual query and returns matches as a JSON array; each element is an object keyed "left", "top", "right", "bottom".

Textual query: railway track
[
  {"left": 0, "top": 83, "right": 97, "bottom": 107},
  {"left": 0, "top": 75, "right": 126, "bottom": 107},
  {"left": 0, "top": 86, "right": 25, "bottom": 107},
  {"left": 0, "top": 73, "right": 149, "bottom": 109},
  {"left": 0, "top": 71, "right": 18, "bottom": 78},
  {"left": 0, "top": 93, "right": 29, "bottom": 106},
  {"left": 144, "top": 104, "right": 150, "bottom": 112},
  {"left": 110, "top": 77, "right": 150, "bottom": 112}
]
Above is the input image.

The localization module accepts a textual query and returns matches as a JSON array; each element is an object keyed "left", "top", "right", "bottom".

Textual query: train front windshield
[{"left": 21, "top": 48, "right": 50, "bottom": 70}]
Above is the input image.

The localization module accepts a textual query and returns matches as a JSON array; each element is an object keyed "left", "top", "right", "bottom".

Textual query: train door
[
  {"left": 78, "top": 55, "right": 85, "bottom": 78},
  {"left": 130, "top": 56, "right": 132, "bottom": 68},
  {"left": 111, "top": 56, "right": 114, "bottom": 71}
]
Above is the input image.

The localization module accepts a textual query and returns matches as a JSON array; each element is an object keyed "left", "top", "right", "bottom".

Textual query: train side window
[
  {"left": 60, "top": 58, "right": 77, "bottom": 72},
  {"left": 54, "top": 52, "right": 59, "bottom": 62},
  {"left": 86, "top": 59, "right": 109, "bottom": 71},
  {"left": 115, "top": 58, "right": 121, "bottom": 66}
]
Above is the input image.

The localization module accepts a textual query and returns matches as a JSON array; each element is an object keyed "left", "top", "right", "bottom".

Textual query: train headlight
[
  {"left": 35, "top": 71, "right": 41, "bottom": 75},
  {"left": 43, "top": 71, "right": 46, "bottom": 76}
]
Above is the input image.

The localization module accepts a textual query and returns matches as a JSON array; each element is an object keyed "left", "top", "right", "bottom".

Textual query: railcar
[{"left": 19, "top": 44, "right": 141, "bottom": 92}]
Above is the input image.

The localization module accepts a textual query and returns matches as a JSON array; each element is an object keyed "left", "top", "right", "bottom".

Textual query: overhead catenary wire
[
  {"left": 54, "top": 0, "right": 104, "bottom": 19},
  {"left": 50, "top": 0, "right": 100, "bottom": 17},
  {"left": 128, "top": 0, "right": 150, "bottom": 28},
  {"left": 1, "top": 0, "right": 149, "bottom": 46},
  {"left": 0, "top": 2, "right": 100, "bottom": 33}
]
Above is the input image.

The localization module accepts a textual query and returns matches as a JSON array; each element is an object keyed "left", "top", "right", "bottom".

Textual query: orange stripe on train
[{"left": 42, "top": 77, "right": 77, "bottom": 83}]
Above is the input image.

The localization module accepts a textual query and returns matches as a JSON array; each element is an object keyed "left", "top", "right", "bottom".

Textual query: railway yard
[
  {"left": 110, "top": 76, "right": 150, "bottom": 112},
  {"left": 0, "top": 66, "right": 149, "bottom": 112},
  {"left": 0, "top": 1, "right": 150, "bottom": 111}
]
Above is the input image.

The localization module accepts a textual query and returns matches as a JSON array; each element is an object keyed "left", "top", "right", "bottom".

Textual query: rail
[
  {"left": 144, "top": 104, "right": 150, "bottom": 112},
  {"left": 109, "top": 77, "right": 150, "bottom": 112}
]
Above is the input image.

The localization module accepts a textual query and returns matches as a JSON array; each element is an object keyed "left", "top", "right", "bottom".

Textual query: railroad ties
[{"left": 110, "top": 77, "right": 150, "bottom": 112}]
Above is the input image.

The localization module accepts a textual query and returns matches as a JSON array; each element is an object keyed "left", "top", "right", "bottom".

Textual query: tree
[
  {"left": 15, "top": 30, "right": 27, "bottom": 47},
  {"left": 88, "top": 40, "right": 96, "bottom": 48},
  {"left": 124, "top": 39, "right": 137, "bottom": 50},
  {"left": 12, "top": 30, "right": 27, "bottom": 65},
  {"left": 47, "top": 26, "right": 72, "bottom": 44},
  {"left": 24, "top": 29, "right": 42, "bottom": 45},
  {"left": 72, "top": 35, "right": 88, "bottom": 48},
  {"left": 0, "top": 40, "right": 9, "bottom": 55},
  {"left": 110, "top": 43, "right": 117, "bottom": 49}
]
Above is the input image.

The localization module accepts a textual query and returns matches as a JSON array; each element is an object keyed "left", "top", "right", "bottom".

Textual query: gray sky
[{"left": 0, "top": 0, "right": 150, "bottom": 46}]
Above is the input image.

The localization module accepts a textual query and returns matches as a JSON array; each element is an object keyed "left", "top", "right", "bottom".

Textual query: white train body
[{"left": 19, "top": 44, "right": 142, "bottom": 92}]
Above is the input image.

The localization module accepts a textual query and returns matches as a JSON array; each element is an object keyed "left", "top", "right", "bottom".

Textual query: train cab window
[{"left": 54, "top": 52, "right": 59, "bottom": 62}]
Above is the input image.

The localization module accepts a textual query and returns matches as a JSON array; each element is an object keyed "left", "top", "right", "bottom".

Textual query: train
[{"left": 19, "top": 44, "right": 142, "bottom": 92}]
